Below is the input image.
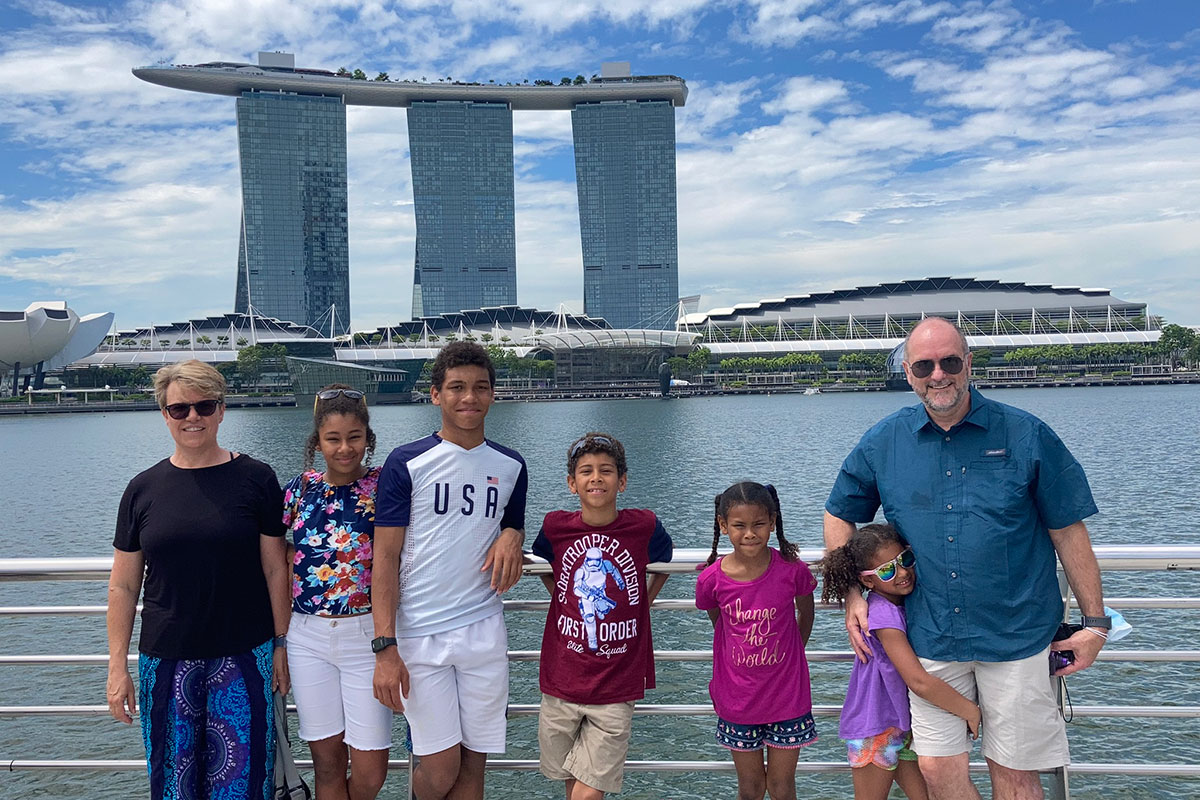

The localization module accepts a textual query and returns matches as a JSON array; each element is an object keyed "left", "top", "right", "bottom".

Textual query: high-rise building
[
  {"left": 234, "top": 90, "right": 350, "bottom": 334},
  {"left": 572, "top": 98, "right": 680, "bottom": 330},
  {"left": 407, "top": 101, "right": 517, "bottom": 318},
  {"left": 134, "top": 55, "right": 686, "bottom": 329}
]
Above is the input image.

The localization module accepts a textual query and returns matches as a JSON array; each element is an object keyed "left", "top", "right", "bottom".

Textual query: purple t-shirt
[
  {"left": 695, "top": 548, "right": 817, "bottom": 724},
  {"left": 839, "top": 591, "right": 912, "bottom": 739}
]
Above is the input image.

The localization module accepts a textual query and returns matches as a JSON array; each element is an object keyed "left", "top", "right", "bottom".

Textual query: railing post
[
  {"left": 1052, "top": 568, "right": 1072, "bottom": 800},
  {"left": 1048, "top": 765, "right": 1070, "bottom": 800}
]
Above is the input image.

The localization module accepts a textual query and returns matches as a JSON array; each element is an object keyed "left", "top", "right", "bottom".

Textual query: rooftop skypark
[{"left": 133, "top": 53, "right": 688, "bottom": 110}]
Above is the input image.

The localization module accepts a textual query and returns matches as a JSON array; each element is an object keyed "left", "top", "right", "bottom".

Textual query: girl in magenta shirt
[{"left": 696, "top": 482, "right": 817, "bottom": 800}]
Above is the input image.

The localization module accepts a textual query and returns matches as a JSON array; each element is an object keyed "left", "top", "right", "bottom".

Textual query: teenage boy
[
  {"left": 372, "top": 342, "right": 528, "bottom": 800},
  {"left": 532, "top": 432, "right": 673, "bottom": 799}
]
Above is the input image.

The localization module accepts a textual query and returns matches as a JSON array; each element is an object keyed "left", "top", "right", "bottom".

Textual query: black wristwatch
[
  {"left": 371, "top": 635, "right": 398, "bottom": 654},
  {"left": 273, "top": 634, "right": 287, "bottom": 649},
  {"left": 1081, "top": 615, "right": 1112, "bottom": 630}
]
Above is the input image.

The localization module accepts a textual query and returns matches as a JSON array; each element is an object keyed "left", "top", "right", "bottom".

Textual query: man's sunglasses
[
  {"left": 909, "top": 356, "right": 965, "bottom": 379},
  {"left": 860, "top": 548, "right": 916, "bottom": 582},
  {"left": 164, "top": 400, "right": 222, "bottom": 420},
  {"left": 570, "top": 435, "right": 614, "bottom": 457}
]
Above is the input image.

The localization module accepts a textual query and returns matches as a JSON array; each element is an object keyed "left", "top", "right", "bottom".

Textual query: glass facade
[
  {"left": 572, "top": 100, "right": 680, "bottom": 331},
  {"left": 407, "top": 101, "right": 517, "bottom": 318},
  {"left": 235, "top": 92, "right": 350, "bottom": 335},
  {"left": 286, "top": 357, "right": 418, "bottom": 404}
]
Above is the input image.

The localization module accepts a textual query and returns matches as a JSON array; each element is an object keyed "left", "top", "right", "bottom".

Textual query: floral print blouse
[{"left": 282, "top": 466, "right": 380, "bottom": 616}]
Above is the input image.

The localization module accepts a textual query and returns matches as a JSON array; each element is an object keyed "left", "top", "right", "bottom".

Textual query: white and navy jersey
[{"left": 376, "top": 433, "right": 528, "bottom": 637}]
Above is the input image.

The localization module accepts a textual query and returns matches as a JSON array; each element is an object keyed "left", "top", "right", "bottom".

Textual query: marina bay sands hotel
[{"left": 133, "top": 53, "right": 688, "bottom": 334}]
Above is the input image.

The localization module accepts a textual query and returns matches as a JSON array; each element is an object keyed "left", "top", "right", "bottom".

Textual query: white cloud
[
  {"left": 735, "top": 1, "right": 838, "bottom": 48},
  {"left": 677, "top": 78, "right": 761, "bottom": 142},
  {"left": 773, "top": 75, "right": 848, "bottom": 115},
  {"left": 845, "top": 0, "right": 954, "bottom": 31}
]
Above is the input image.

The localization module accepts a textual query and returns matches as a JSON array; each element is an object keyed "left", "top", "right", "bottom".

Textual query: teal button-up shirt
[{"left": 826, "top": 387, "right": 1098, "bottom": 662}]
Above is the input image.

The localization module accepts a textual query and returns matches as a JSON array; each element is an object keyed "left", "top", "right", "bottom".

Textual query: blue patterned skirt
[{"left": 138, "top": 639, "right": 275, "bottom": 800}]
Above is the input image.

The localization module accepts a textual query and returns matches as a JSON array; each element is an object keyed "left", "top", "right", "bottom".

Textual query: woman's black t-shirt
[{"left": 114, "top": 454, "right": 285, "bottom": 659}]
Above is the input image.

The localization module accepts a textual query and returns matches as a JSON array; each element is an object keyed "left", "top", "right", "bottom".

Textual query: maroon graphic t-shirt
[{"left": 532, "top": 508, "right": 673, "bottom": 705}]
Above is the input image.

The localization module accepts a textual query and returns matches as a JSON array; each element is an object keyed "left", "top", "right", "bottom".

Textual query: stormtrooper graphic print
[{"left": 533, "top": 509, "right": 673, "bottom": 705}]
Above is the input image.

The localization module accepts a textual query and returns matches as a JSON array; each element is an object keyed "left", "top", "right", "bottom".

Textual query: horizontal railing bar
[
  {"left": 7, "top": 596, "right": 1200, "bottom": 617},
  {"left": 1070, "top": 597, "right": 1200, "bottom": 609},
  {"left": 1066, "top": 763, "right": 1200, "bottom": 777},
  {"left": 4, "top": 759, "right": 1199, "bottom": 777},
  {"left": 6, "top": 596, "right": 1200, "bottom": 618},
  {"left": 4, "top": 545, "right": 1199, "bottom": 582},
  {"left": 4, "top": 650, "right": 1199, "bottom": 667},
  {"left": 9, "top": 703, "right": 1198, "bottom": 720}
]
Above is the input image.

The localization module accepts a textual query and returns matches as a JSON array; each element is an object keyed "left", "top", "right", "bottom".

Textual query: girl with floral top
[{"left": 283, "top": 384, "right": 390, "bottom": 799}]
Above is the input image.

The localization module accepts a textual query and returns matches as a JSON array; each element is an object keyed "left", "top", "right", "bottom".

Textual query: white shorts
[
  {"left": 909, "top": 646, "right": 1069, "bottom": 771},
  {"left": 397, "top": 612, "right": 509, "bottom": 757},
  {"left": 287, "top": 612, "right": 394, "bottom": 751}
]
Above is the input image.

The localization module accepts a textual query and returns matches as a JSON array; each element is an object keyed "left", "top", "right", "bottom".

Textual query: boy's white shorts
[{"left": 398, "top": 612, "right": 509, "bottom": 756}]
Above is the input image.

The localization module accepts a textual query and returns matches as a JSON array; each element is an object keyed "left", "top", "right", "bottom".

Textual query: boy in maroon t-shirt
[{"left": 531, "top": 432, "right": 673, "bottom": 798}]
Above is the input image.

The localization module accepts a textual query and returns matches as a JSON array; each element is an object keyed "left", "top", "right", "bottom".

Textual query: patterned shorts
[
  {"left": 845, "top": 727, "right": 918, "bottom": 770},
  {"left": 716, "top": 713, "right": 818, "bottom": 751}
]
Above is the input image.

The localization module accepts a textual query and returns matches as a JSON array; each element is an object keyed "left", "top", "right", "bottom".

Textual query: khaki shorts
[
  {"left": 538, "top": 694, "right": 636, "bottom": 794},
  {"left": 909, "top": 646, "right": 1070, "bottom": 771}
]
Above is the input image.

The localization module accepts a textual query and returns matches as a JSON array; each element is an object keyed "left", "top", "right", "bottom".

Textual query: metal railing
[{"left": 3, "top": 545, "right": 1200, "bottom": 798}]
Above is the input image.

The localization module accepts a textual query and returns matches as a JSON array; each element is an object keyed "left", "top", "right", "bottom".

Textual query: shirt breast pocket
[{"left": 966, "top": 459, "right": 1028, "bottom": 526}]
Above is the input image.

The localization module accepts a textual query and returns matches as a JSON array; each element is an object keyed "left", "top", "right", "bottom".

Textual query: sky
[{"left": 0, "top": 0, "right": 1197, "bottom": 333}]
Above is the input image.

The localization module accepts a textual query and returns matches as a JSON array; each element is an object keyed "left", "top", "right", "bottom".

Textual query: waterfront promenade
[{"left": 3, "top": 371, "right": 1198, "bottom": 414}]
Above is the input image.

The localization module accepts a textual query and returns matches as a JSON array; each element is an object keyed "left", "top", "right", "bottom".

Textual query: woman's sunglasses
[
  {"left": 164, "top": 400, "right": 221, "bottom": 420},
  {"left": 908, "top": 356, "right": 965, "bottom": 379},
  {"left": 860, "top": 548, "right": 916, "bottom": 582}
]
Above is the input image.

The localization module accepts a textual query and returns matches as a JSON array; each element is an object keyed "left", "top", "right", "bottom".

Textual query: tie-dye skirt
[{"left": 138, "top": 639, "right": 276, "bottom": 800}]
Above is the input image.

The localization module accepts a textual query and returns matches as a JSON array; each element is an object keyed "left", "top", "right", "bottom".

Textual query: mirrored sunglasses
[
  {"left": 570, "top": 435, "right": 614, "bottom": 457},
  {"left": 909, "top": 356, "right": 965, "bottom": 379},
  {"left": 164, "top": 399, "right": 221, "bottom": 420},
  {"left": 860, "top": 548, "right": 916, "bottom": 582}
]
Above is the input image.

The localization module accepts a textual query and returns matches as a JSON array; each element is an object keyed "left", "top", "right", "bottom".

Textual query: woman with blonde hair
[{"left": 106, "top": 359, "right": 291, "bottom": 799}]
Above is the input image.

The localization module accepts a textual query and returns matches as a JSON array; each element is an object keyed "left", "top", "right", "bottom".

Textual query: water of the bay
[{"left": 1, "top": 385, "right": 1197, "bottom": 799}]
